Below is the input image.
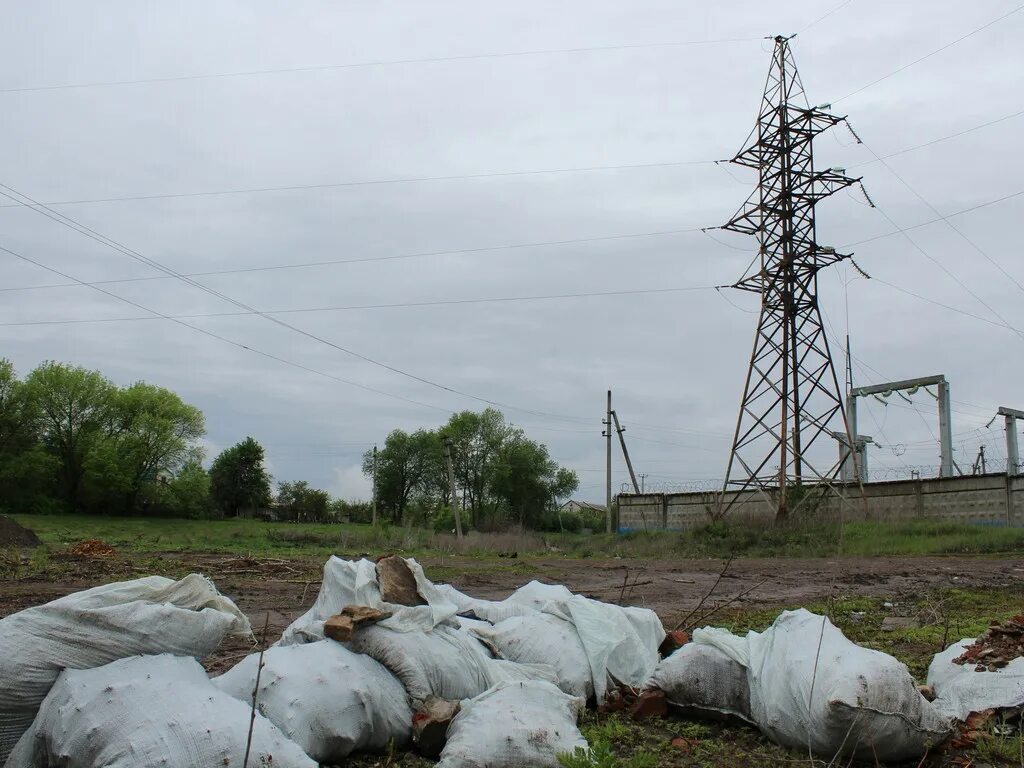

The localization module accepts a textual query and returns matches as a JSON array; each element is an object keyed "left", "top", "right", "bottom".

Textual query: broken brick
[
  {"left": 630, "top": 689, "right": 668, "bottom": 720},
  {"left": 412, "top": 696, "right": 460, "bottom": 757}
]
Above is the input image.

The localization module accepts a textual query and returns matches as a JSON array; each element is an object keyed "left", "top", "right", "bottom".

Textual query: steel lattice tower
[{"left": 719, "top": 35, "right": 860, "bottom": 519}]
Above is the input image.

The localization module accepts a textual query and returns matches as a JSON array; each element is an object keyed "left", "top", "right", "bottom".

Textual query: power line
[
  {"left": 834, "top": 4, "right": 1024, "bottom": 103},
  {"left": 858, "top": 190, "right": 1024, "bottom": 343},
  {"left": 840, "top": 188, "right": 1024, "bottom": 248},
  {"left": 846, "top": 108, "right": 1024, "bottom": 170},
  {"left": 797, "top": 0, "right": 856, "bottom": 35},
  {"left": 4, "top": 183, "right": 1021, "bottom": 299},
  {"left": 0, "top": 284, "right": 717, "bottom": 327},
  {"left": 0, "top": 160, "right": 718, "bottom": 209},
  {"left": 2, "top": 108, "right": 1018, "bottom": 212},
  {"left": 859, "top": 139, "right": 1024, "bottom": 296},
  {"left": 0, "top": 241, "right": 450, "bottom": 414},
  {"left": 0, "top": 180, "right": 594, "bottom": 424},
  {"left": 869, "top": 277, "right": 1024, "bottom": 334},
  {"left": 0, "top": 36, "right": 761, "bottom": 94},
  {"left": 0, "top": 225, "right": 706, "bottom": 294}
]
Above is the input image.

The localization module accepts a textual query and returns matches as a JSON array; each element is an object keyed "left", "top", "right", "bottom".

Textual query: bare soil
[
  {"left": 3, "top": 551, "right": 1021, "bottom": 642},
  {"left": 0, "top": 515, "right": 39, "bottom": 548}
]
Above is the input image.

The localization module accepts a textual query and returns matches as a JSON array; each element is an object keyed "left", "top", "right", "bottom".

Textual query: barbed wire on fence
[{"left": 624, "top": 460, "right": 1021, "bottom": 495}]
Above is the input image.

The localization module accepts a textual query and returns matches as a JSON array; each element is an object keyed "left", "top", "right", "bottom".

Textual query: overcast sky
[{"left": 0, "top": 1, "right": 1021, "bottom": 501}]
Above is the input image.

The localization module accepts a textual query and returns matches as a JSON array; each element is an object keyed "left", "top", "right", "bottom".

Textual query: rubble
[
  {"left": 376, "top": 554, "right": 427, "bottom": 606},
  {"left": 953, "top": 615, "right": 1024, "bottom": 671},
  {"left": 65, "top": 539, "right": 115, "bottom": 558},
  {"left": 412, "top": 696, "right": 461, "bottom": 757},
  {"left": 324, "top": 605, "right": 391, "bottom": 642}
]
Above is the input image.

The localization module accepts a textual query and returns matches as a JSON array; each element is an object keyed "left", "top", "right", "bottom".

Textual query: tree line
[
  {"left": 0, "top": 361, "right": 580, "bottom": 529},
  {"left": 0, "top": 359, "right": 359, "bottom": 521},
  {"left": 362, "top": 408, "right": 580, "bottom": 531}
]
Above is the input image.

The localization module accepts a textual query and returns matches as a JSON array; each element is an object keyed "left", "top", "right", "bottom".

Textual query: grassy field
[{"left": 10, "top": 513, "right": 1024, "bottom": 560}]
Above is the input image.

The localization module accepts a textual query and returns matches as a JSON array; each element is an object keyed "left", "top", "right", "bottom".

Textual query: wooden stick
[
  {"left": 243, "top": 613, "right": 270, "bottom": 768},
  {"left": 671, "top": 555, "right": 734, "bottom": 632}
]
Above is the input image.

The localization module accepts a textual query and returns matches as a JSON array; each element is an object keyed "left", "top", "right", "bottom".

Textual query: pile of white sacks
[{"left": 0, "top": 555, "right": 1020, "bottom": 768}]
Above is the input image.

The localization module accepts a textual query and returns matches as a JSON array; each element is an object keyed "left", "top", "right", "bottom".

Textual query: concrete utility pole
[
  {"left": 604, "top": 390, "right": 613, "bottom": 534},
  {"left": 371, "top": 445, "right": 378, "bottom": 526},
  {"left": 832, "top": 431, "right": 872, "bottom": 483},
  {"left": 442, "top": 436, "right": 463, "bottom": 540},
  {"left": 611, "top": 410, "right": 640, "bottom": 493},
  {"left": 998, "top": 407, "right": 1024, "bottom": 476},
  {"left": 850, "top": 375, "right": 954, "bottom": 478},
  {"left": 639, "top": 473, "right": 647, "bottom": 494}
]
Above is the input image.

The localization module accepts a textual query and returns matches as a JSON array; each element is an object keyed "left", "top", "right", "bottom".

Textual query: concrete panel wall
[{"left": 617, "top": 473, "right": 1024, "bottom": 532}]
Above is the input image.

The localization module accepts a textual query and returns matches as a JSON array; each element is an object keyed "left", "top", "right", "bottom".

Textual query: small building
[{"left": 560, "top": 500, "right": 606, "bottom": 515}]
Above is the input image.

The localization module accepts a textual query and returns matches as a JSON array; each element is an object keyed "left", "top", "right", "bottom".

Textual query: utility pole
[
  {"left": 716, "top": 35, "right": 860, "bottom": 520},
  {"left": 611, "top": 410, "right": 640, "bottom": 493},
  {"left": 604, "top": 390, "right": 612, "bottom": 534},
  {"left": 442, "top": 436, "right": 463, "bottom": 540},
  {"left": 639, "top": 473, "right": 647, "bottom": 494},
  {"left": 998, "top": 407, "right": 1023, "bottom": 476},
  {"left": 973, "top": 445, "right": 987, "bottom": 475},
  {"left": 371, "top": 444, "right": 378, "bottom": 527}
]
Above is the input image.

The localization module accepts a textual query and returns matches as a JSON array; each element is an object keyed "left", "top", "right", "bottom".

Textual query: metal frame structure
[
  {"left": 998, "top": 406, "right": 1023, "bottom": 477},
  {"left": 719, "top": 36, "right": 860, "bottom": 519},
  {"left": 831, "top": 430, "right": 872, "bottom": 483},
  {"left": 849, "top": 375, "right": 953, "bottom": 478}
]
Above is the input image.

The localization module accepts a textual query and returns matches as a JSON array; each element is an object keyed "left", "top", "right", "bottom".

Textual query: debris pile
[
  {"left": 0, "top": 515, "right": 39, "bottom": 549},
  {"left": 953, "top": 615, "right": 1024, "bottom": 671},
  {"left": 5, "top": 555, "right": 1024, "bottom": 767},
  {"left": 929, "top": 632, "right": 1024, "bottom": 721},
  {"left": 64, "top": 539, "right": 115, "bottom": 558}
]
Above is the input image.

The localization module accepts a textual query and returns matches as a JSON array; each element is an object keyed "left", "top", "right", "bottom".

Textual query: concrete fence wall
[{"left": 617, "top": 473, "right": 1024, "bottom": 532}]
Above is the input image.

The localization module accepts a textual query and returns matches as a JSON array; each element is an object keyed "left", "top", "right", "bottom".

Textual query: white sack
[
  {"left": 0, "top": 574, "right": 250, "bottom": 765},
  {"left": 435, "top": 581, "right": 571, "bottom": 624},
  {"left": 5, "top": 654, "right": 314, "bottom": 768},
  {"left": 471, "top": 613, "right": 594, "bottom": 699},
  {"left": 280, "top": 556, "right": 457, "bottom": 644},
  {"left": 489, "top": 659, "right": 560, "bottom": 686},
  {"left": 928, "top": 639, "right": 1024, "bottom": 720},
  {"left": 643, "top": 642, "right": 753, "bottom": 722},
  {"left": 437, "top": 680, "right": 587, "bottom": 768},
  {"left": 349, "top": 623, "right": 499, "bottom": 706},
  {"left": 467, "top": 585, "right": 664, "bottom": 702},
  {"left": 699, "top": 609, "right": 950, "bottom": 762},
  {"left": 546, "top": 596, "right": 664, "bottom": 702},
  {"left": 213, "top": 640, "right": 412, "bottom": 761}
]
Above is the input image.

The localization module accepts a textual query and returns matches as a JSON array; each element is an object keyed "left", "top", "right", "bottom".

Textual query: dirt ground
[{"left": 3, "top": 551, "right": 1021, "bottom": 671}]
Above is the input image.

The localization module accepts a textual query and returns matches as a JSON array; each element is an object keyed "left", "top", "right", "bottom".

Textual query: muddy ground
[{"left": 3, "top": 551, "right": 1022, "bottom": 671}]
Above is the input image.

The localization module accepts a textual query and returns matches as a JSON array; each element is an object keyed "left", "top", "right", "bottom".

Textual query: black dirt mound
[{"left": 0, "top": 514, "right": 40, "bottom": 547}]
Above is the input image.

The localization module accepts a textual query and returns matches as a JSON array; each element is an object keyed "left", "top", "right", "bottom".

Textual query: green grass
[{"left": 9, "top": 514, "right": 1024, "bottom": 562}]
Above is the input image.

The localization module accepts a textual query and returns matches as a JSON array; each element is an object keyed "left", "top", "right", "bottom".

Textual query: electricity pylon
[{"left": 717, "top": 35, "right": 860, "bottom": 519}]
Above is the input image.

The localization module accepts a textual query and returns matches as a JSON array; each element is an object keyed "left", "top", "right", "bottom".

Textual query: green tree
[
  {"left": 361, "top": 429, "right": 439, "bottom": 523},
  {"left": 0, "top": 360, "right": 54, "bottom": 512},
  {"left": 442, "top": 408, "right": 512, "bottom": 526},
  {"left": 101, "top": 382, "right": 205, "bottom": 514},
  {"left": 489, "top": 437, "right": 579, "bottom": 528},
  {"left": 165, "top": 458, "right": 213, "bottom": 518},
  {"left": 276, "top": 480, "right": 331, "bottom": 522},
  {"left": 24, "top": 362, "right": 116, "bottom": 511},
  {"left": 209, "top": 437, "right": 272, "bottom": 517}
]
